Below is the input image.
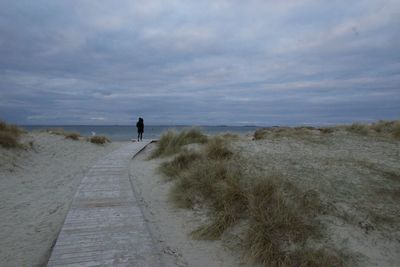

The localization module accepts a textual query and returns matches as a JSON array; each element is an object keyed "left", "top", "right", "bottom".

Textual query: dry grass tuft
[
  {"left": 64, "top": 132, "right": 81, "bottom": 140},
  {"left": 220, "top": 133, "right": 240, "bottom": 140},
  {"left": 0, "top": 120, "right": 25, "bottom": 148},
  {"left": 318, "top": 127, "right": 335, "bottom": 134},
  {"left": 156, "top": 134, "right": 340, "bottom": 266},
  {"left": 391, "top": 121, "right": 400, "bottom": 139},
  {"left": 370, "top": 120, "right": 395, "bottom": 133},
  {"left": 158, "top": 149, "right": 202, "bottom": 180},
  {"left": 255, "top": 120, "right": 400, "bottom": 141},
  {"left": 289, "top": 248, "right": 345, "bottom": 266},
  {"left": 345, "top": 123, "right": 370, "bottom": 135},
  {"left": 244, "top": 176, "right": 322, "bottom": 266},
  {"left": 90, "top": 135, "right": 110, "bottom": 144},
  {"left": 254, "top": 127, "right": 318, "bottom": 141},
  {"left": 150, "top": 128, "right": 207, "bottom": 158},
  {"left": 46, "top": 128, "right": 68, "bottom": 136},
  {"left": 254, "top": 128, "right": 269, "bottom": 140},
  {"left": 46, "top": 128, "right": 83, "bottom": 140},
  {"left": 344, "top": 120, "right": 400, "bottom": 139},
  {"left": 205, "top": 136, "right": 233, "bottom": 160}
]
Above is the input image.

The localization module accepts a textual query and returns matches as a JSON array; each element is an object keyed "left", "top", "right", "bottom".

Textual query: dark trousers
[{"left": 137, "top": 131, "right": 143, "bottom": 141}]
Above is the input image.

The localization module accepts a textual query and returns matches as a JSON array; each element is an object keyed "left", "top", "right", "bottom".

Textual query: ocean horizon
[{"left": 22, "top": 125, "right": 261, "bottom": 141}]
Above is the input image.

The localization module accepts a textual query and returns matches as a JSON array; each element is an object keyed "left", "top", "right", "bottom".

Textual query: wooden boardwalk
[{"left": 47, "top": 141, "right": 161, "bottom": 267}]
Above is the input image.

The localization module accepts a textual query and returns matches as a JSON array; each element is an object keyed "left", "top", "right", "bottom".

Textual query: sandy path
[
  {"left": 129, "top": 143, "right": 242, "bottom": 267},
  {"left": 0, "top": 133, "right": 125, "bottom": 267}
]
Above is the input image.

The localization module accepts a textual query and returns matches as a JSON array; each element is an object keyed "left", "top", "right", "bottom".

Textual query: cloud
[{"left": 0, "top": 0, "right": 399, "bottom": 125}]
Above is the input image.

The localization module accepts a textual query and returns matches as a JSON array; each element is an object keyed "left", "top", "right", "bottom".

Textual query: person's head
[{"left": 139, "top": 117, "right": 143, "bottom": 122}]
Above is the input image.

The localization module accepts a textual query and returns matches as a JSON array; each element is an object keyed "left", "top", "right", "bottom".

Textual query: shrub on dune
[
  {"left": 0, "top": 120, "right": 24, "bottom": 148},
  {"left": 158, "top": 134, "right": 340, "bottom": 266},
  {"left": 345, "top": 123, "right": 370, "bottom": 135},
  {"left": 370, "top": 120, "right": 400, "bottom": 139},
  {"left": 205, "top": 136, "right": 233, "bottom": 160},
  {"left": 150, "top": 128, "right": 207, "bottom": 158},
  {"left": 65, "top": 132, "right": 81, "bottom": 140},
  {"left": 159, "top": 149, "right": 202, "bottom": 180},
  {"left": 254, "top": 128, "right": 269, "bottom": 140},
  {"left": 46, "top": 128, "right": 82, "bottom": 140},
  {"left": 90, "top": 135, "right": 110, "bottom": 144},
  {"left": 393, "top": 121, "right": 400, "bottom": 139}
]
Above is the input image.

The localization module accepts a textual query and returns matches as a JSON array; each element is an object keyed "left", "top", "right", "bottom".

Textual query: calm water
[{"left": 22, "top": 125, "right": 260, "bottom": 141}]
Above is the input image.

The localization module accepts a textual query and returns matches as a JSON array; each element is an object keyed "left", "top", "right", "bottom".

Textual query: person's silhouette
[{"left": 136, "top": 117, "right": 144, "bottom": 141}]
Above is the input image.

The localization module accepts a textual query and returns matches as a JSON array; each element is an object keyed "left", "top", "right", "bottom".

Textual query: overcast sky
[{"left": 0, "top": 0, "right": 399, "bottom": 126}]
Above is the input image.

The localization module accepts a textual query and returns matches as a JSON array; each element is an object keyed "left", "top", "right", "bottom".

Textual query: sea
[{"left": 22, "top": 125, "right": 261, "bottom": 141}]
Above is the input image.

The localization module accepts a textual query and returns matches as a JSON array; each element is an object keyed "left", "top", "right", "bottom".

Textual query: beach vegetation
[
  {"left": 158, "top": 132, "right": 341, "bottom": 266},
  {"left": 150, "top": 127, "right": 207, "bottom": 158},
  {"left": 158, "top": 149, "right": 202, "bottom": 180},
  {"left": 0, "top": 120, "right": 25, "bottom": 148},
  {"left": 205, "top": 136, "right": 233, "bottom": 160},
  {"left": 345, "top": 123, "right": 370, "bottom": 135},
  {"left": 45, "top": 128, "right": 68, "bottom": 136},
  {"left": 254, "top": 127, "right": 319, "bottom": 141},
  {"left": 89, "top": 135, "right": 110, "bottom": 144},
  {"left": 254, "top": 128, "right": 269, "bottom": 140},
  {"left": 46, "top": 128, "right": 83, "bottom": 140},
  {"left": 64, "top": 132, "right": 81, "bottom": 140},
  {"left": 318, "top": 127, "right": 335, "bottom": 134},
  {"left": 254, "top": 120, "right": 400, "bottom": 140},
  {"left": 393, "top": 121, "right": 400, "bottom": 139},
  {"left": 343, "top": 120, "right": 400, "bottom": 139},
  {"left": 370, "top": 120, "right": 400, "bottom": 139}
]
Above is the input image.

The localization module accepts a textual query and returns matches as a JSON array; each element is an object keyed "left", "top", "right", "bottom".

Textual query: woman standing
[{"left": 136, "top": 117, "right": 144, "bottom": 141}]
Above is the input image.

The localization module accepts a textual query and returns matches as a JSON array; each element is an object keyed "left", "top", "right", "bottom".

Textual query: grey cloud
[{"left": 0, "top": 0, "right": 399, "bottom": 125}]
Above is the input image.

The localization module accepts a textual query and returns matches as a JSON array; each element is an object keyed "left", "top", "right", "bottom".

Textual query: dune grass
[
  {"left": 46, "top": 128, "right": 82, "bottom": 140},
  {"left": 158, "top": 149, "right": 202, "bottom": 180},
  {"left": 393, "top": 122, "right": 400, "bottom": 139},
  {"left": 89, "top": 135, "right": 110, "bottom": 144},
  {"left": 0, "top": 120, "right": 25, "bottom": 148},
  {"left": 156, "top": 131, "right": 341, "bottom": 266},
  {"left": 254, "top": 120, "right": 400, "bottom": 141},
  {"left": 205, "top": 136, "right": 233, "bottom": 160},
  {"left": 149, "top": 127, "right": 207, "bottom": 158},
  {"left": 370, "top": 120, "right": 400, "bottom": 139},
  {"left": 345, "top": 123, "right": 370, "bottom": 135},
  {"left": 343, "top": 120, "right": 400, "bottom": 139},
  {"left": 254, "top": 126, "right": 322, "bottom": 141},
  {"left": 46, "top": 127, "right": 112, "bottom": 143},
  {"left": 64, "top": 132, "right": 81, "bottom": 140}
]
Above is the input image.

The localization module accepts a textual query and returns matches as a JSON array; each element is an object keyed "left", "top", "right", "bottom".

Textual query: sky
[{"left": 0, "top": 0, "right": 399, "bottom": 126}]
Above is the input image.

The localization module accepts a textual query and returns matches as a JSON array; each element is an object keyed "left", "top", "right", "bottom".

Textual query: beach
[
  {"left": 0, "top": 132, "right": 124, "bottom": 266},
  {"left": 1, "top": 126, "right": 399, "bottom": 266},
  {"left": 128, "top": 128, "right": 400, "bottom": 267}
]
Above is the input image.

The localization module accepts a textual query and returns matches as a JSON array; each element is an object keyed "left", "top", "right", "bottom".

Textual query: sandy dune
[
  {"left": 0, "top": 133, "right": 124, "bottom": 266},
  {"left": 1, "top": 129, "right": 399, "bottom": 267},
  {"left": 130, "top": 130, "right": 400, "bottom": 267}
]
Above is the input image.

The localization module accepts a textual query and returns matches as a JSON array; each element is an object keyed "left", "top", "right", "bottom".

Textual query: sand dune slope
[{"left": 0, "top": 133, "right": 124, "bottom": 266}]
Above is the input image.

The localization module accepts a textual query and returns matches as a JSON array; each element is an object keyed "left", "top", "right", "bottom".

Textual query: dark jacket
[{"left": 136, "top": 118, "right": 144, "bottom": 133}]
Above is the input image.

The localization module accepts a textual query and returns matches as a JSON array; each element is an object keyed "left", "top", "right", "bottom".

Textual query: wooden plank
[{"left": 47, "top": 141, "right": 160, "bottom": 267}]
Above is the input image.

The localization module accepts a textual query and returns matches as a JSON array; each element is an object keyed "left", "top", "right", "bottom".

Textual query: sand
[
  {"left": 129, "top": 143, "right": 243, "bottom": 267},
  {"left": 1, "top": 129, "right": 399, "bottom": 266},
  {"left": 234, "top": 130, "right": 400, "bottom": 266},
  {"left": 0, "top": 132, "right": 124, "bottom": 266},
  {"left": 129, "top": 130, "right": 400, "bottom": 267}
]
